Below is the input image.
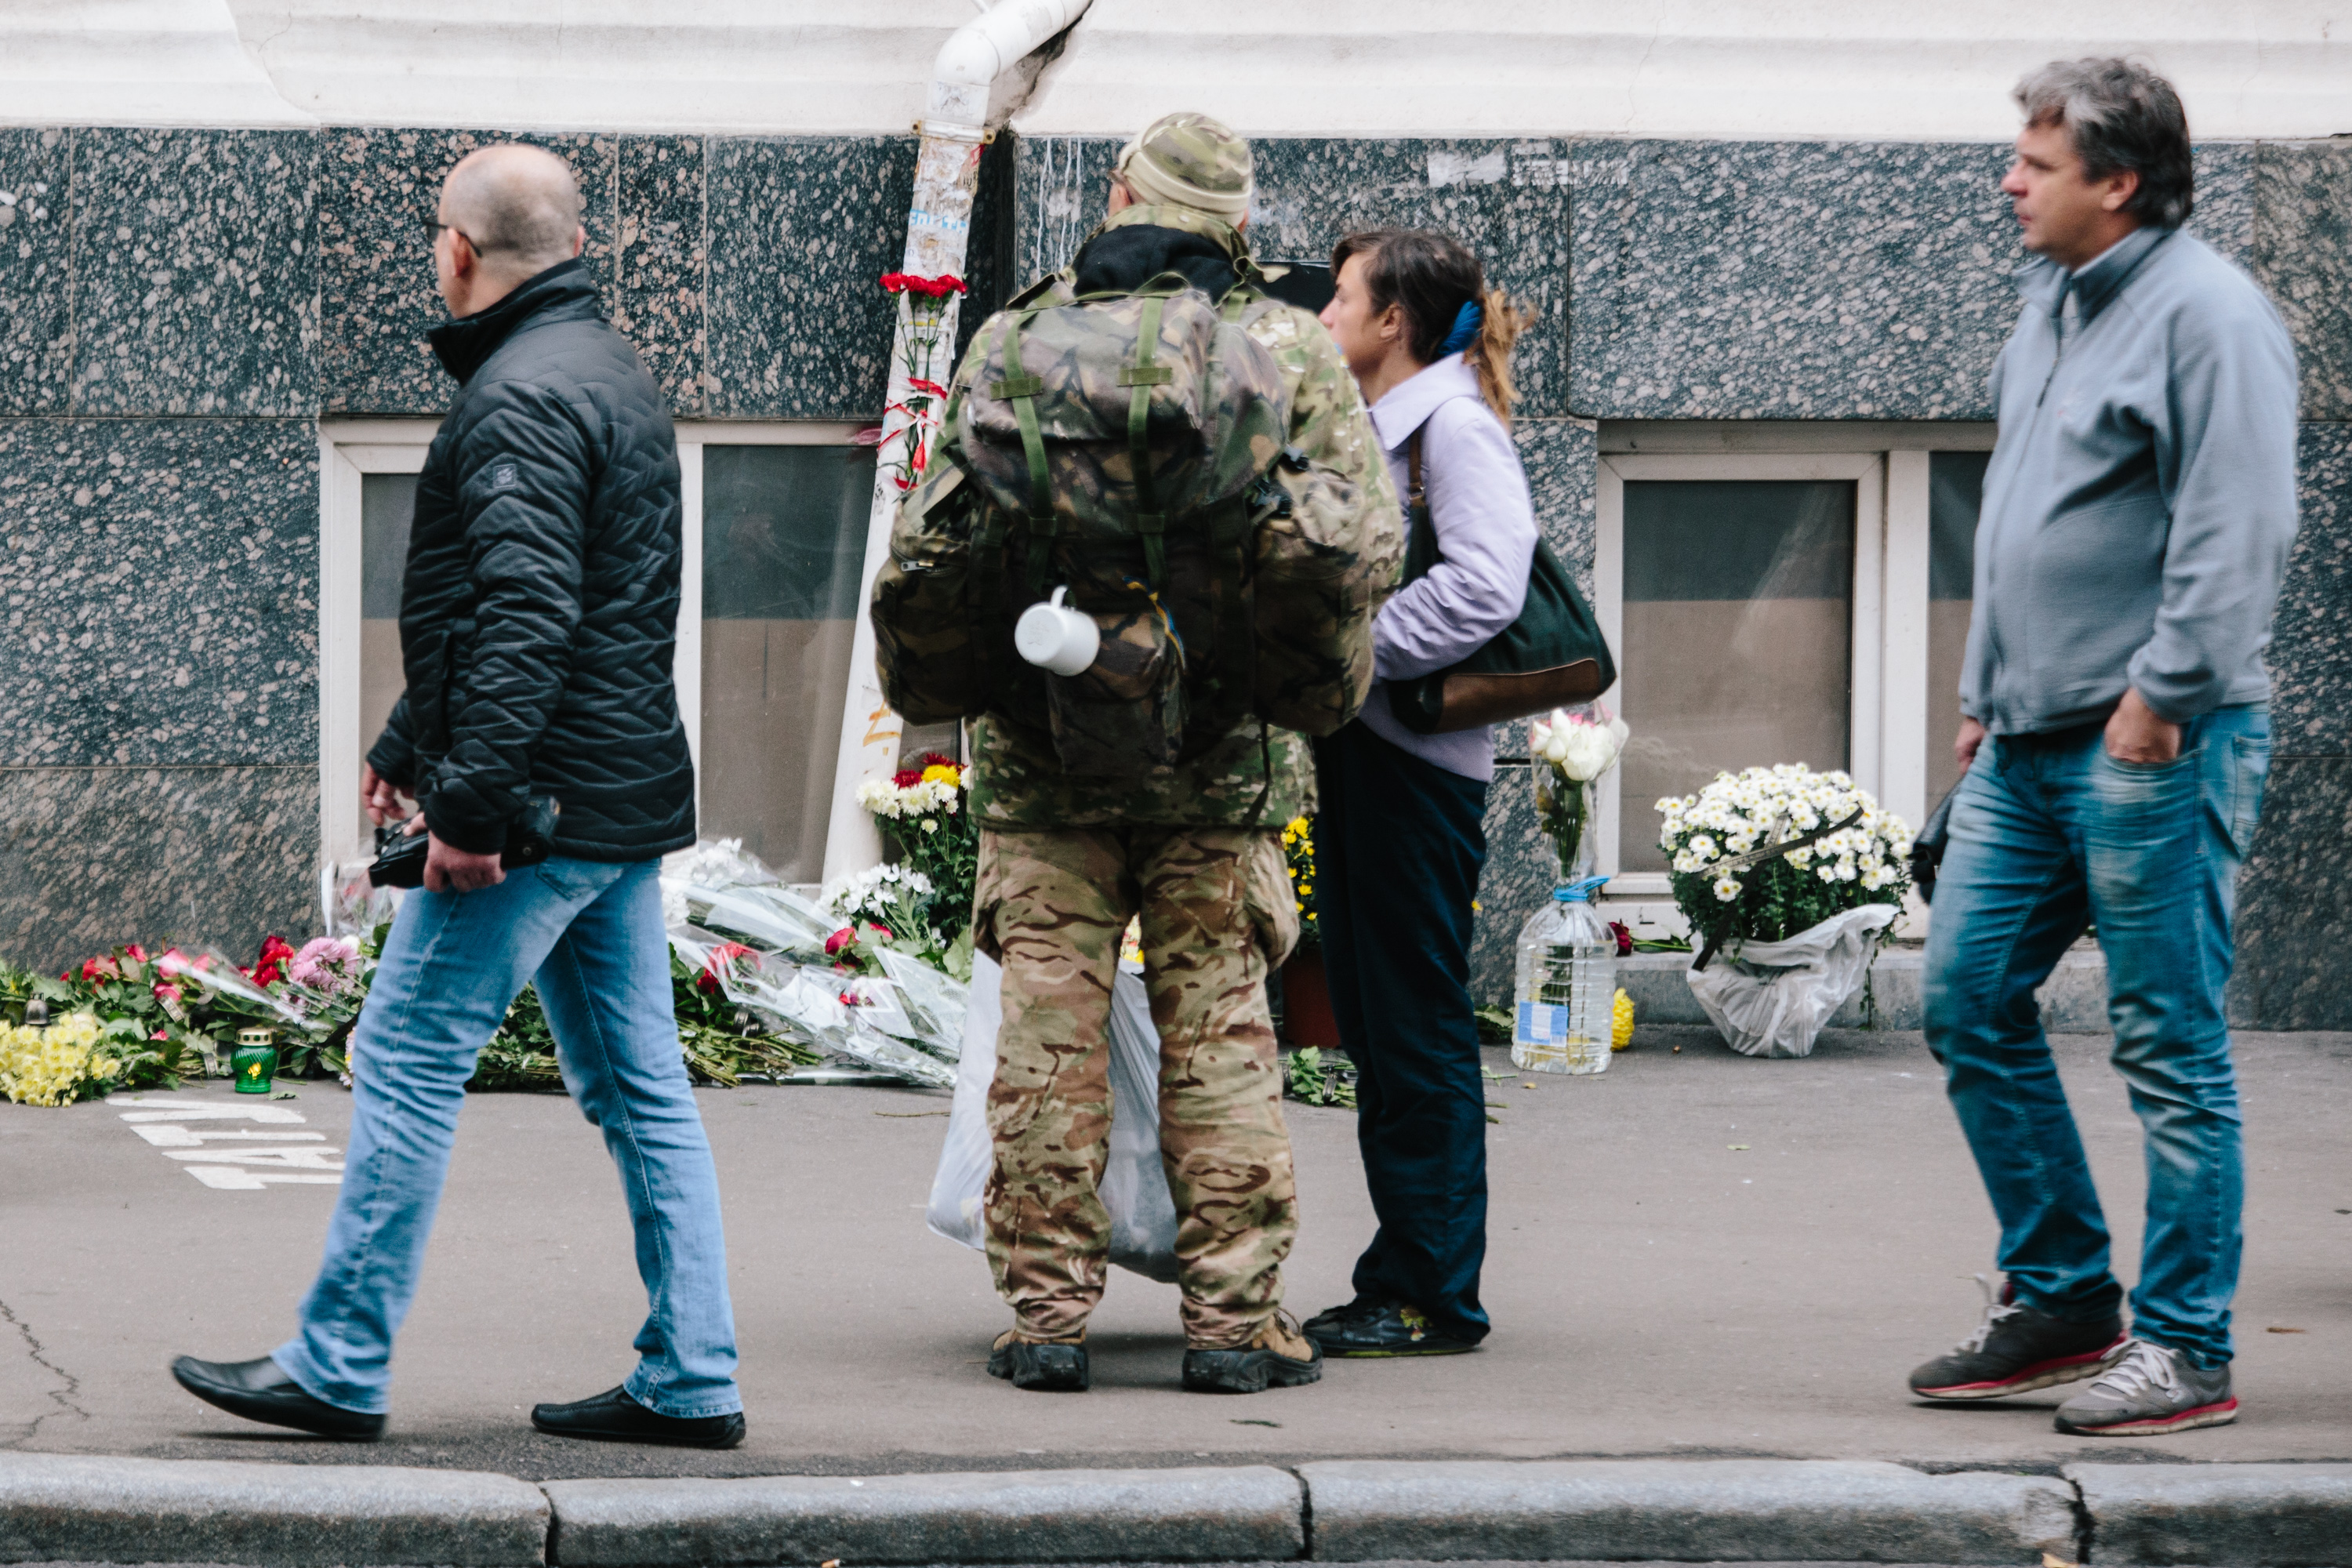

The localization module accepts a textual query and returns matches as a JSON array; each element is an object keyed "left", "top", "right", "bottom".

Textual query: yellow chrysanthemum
[
  {"left": 0, "top": 1013, "right": 111, "bottom": 1106},
  {"left": 1610, "top": 988, "right": 1635, "bottom": 1050},
  {"left": 920, "top": 763, "right": 960, "bottom": 786}
]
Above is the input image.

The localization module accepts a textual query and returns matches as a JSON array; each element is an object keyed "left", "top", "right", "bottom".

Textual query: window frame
[
  {"left": 316, "top": 418, "right": 866, "bottom": 869},
  {"left": 1591, "top": 422, "right": 1998, "bottom": 934}
]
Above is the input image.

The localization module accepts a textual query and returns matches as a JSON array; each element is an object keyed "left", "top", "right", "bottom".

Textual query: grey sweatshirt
[{"left": 1962, "top": 225, "right": 2299, "bottom": 734}]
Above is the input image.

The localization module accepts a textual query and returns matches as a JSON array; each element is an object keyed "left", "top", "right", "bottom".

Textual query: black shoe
[
  {"left": 1301, "top": 1301, "right": 1479, "bottom": 1358},
  {"left": 1301, "top": 1298, "right": 1386, "bottom": 1338},
  {"left": 988, "top": 1328, "right": 1091, "bottom": 1391},
  {"left": 1182, "top": 1311, "right": 1324, "bottom": 1392},
  {"left": 171, "top": 1355, "right": 384, "bottom": 1441},
  {"left": 1908, "top": 1275, "right": 2128, "bottom": 1400},
  {"left": 531, "top": 1385, "right": 746, "bottom": 1449}
]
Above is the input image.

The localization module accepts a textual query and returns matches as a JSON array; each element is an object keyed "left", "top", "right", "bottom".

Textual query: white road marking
[
  {"left": 112, "top": 1097, "right": 343, "bottom": 1188},
  {"left": 129, "top": 1125, "right": 328, "bottom": 1147},
  {"left": 183, "top": 1167, "right": 347, "bottom": 1190},
  {"left": 165, "top": 1148, "right": 344, "bottom": 1169}
]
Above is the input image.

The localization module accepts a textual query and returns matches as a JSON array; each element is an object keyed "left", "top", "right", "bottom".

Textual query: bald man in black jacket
[{"left": 171, "top": 145, "right": 743, "bottom": 1450}]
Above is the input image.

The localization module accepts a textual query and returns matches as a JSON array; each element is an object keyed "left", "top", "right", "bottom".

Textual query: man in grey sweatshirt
[{"left": 1907, "top": 60, "right": 2297, "bottom": 1438}]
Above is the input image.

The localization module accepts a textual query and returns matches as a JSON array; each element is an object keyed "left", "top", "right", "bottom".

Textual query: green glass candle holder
[{"left": 232, "top": 1027, "right": 278, "bottom": 1094}]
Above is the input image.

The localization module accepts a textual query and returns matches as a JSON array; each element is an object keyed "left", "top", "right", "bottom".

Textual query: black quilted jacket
[{"left": 368, "top": 260, "right": 695, "bottom": 861}]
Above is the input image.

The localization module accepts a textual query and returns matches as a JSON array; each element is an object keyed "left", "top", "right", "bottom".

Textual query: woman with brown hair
[{"left": 1305, "top": 228, "right": 1537, "bottom": 1358}]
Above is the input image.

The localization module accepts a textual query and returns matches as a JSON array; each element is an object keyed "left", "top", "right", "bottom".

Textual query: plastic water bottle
[{"left": 1512, "top": 877, "right": 1614, "bottom": 1075}]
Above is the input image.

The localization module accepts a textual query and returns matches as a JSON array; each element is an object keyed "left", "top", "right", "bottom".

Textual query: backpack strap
[
  {"left": 995, "top": 310, "right": 1058, "bottom": 590},
  {"left": 1406, "top": 429, "right": 1426, "bottom": 509},
  {"left": 1118, "top": 292, "right": 1174, "bottom": 588}
]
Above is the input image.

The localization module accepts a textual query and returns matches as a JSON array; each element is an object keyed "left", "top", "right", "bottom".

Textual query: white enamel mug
[{"left": 1014, "top": 586, "right": 1100, "bottom": 677}]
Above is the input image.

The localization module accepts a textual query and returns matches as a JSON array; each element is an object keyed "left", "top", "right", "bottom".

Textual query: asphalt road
[{"left": 4, "top": 1026, "right": 2347, "bottom": 1479}]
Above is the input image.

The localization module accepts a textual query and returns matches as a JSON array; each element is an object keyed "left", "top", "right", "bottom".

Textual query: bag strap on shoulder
[
  {"left": 1118, "top": 292, "right": 1174, "bottom": 588},
  {"left": 1406, "top": 429, "right": 1426, "bottom": 508}
]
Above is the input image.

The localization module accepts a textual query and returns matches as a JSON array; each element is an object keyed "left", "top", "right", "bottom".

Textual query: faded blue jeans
[
  {"left": 1923, "top": 704, "right": 2269, "bottom": 1369},
  {"left": 276, "top": 856, "right": 741, "bottom": 1417}
]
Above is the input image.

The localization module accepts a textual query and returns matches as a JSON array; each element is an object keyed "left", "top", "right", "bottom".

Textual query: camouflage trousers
[{"left": 975, "top": 826, "right": 1301, "bottom": 1348}]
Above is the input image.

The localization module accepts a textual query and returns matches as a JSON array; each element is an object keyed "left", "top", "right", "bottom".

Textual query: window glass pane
[
  {"left": 1619, "top": 480, "right": 1854, "bottom": 873},
  {"left": 1927, "top": 451, "right": 1991, "bottom": 807},
  {"left": 358, "top": 473, "right": 419, "bottom": 846},
  {"left": 700, "top": 445, "right": 875, "bottom": 883}
]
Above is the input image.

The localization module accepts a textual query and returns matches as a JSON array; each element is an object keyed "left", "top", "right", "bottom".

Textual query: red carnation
[{"left": 697, "top": 941, "right": 753, "bottom": 995}]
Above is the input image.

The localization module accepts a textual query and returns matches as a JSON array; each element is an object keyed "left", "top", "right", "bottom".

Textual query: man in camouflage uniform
[{"left": 959, "top": 112, "right": 1403, "bottom": 1394}]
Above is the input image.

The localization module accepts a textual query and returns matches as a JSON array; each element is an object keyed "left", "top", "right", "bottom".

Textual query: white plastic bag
[
  {"left": 927, "top": 952, "right": 1180, "bottom": 1283},
  {"left": 1685, "top": 903, "right": 1898, "bottom": 1058}
]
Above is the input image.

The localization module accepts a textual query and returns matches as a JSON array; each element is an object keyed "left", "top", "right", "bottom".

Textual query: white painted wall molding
[{"left": 0, "top": 0, "right": 314, "bottom": 128}]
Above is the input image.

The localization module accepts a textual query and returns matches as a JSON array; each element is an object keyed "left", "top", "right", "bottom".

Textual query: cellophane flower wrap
[
  {"left": 1528, "top": 703, "right": 1630, "bottom": 880},
  {"left": 1656, "top": 764, "right": 1914, "bottom": 960}
]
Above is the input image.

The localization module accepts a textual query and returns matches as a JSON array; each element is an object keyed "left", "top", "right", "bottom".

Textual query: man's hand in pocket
[{"left": 2105, "top": 688, "right": 2183, "bottom": 764}]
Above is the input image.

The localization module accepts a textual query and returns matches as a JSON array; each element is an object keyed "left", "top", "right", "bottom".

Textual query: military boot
[
  {"left": 988, "top": 1327, "right": 1090, "bottom": 1392},
  {"left": 1181, "top": 1310, "right": 1323, "bottom": 1394}
]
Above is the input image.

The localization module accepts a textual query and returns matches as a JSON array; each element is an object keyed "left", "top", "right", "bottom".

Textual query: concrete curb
[
  {"left": 2069, "top": 1461, "right": 2352, "bottom": 1566},
  {"left": 541, "top": 1465, "right": 1302, "bottom": 1566},
  {"left": 0, "top": 1450, "right": 549, "bottom": 1567},
  {"left": 1299, "top": 1459, "right": 2078, "bottom": 1565},
  {"left": 1616, "top": 947, "right": 2110, "bottom": 1033},
  {"left": 6, "top": 1451, "right": 2350, "bottom": 1566}
]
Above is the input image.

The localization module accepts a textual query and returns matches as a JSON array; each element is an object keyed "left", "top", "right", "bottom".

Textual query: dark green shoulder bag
[{"left": 1391, "top": 429, "right": 1617, "bottom": 734}]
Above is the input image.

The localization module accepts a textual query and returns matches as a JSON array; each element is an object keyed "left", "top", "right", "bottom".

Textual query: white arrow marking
[
  {"left": 165, "top": 1148, "right": 344, "bottom": 1170},
  {"left": 118, "top": 1105, "right": 307, "bottom": 1124},
  {"left": 130, "top": 1125, "right": 328, "bottom": 1148},
  {"left": 183, "top": 1167, "right": 344, "bottom": 1190}
]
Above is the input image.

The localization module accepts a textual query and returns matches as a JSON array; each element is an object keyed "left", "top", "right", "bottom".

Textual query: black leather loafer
[
  {"left": 531, "top": 1385, "right": 746, "bottom": 1449},
  {"left": 171, "top": 1355, "right": 385, "bottom": 1440}
]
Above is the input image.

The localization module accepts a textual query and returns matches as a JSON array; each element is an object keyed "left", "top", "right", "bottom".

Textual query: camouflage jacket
[{"left": 953, "top": 204, "right": 1404, "bottom": 831}]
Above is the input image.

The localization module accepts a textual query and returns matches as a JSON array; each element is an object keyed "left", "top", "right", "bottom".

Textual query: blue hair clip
[{"left": 1438, "top": 299, "right": 1483, "bottom": 357}]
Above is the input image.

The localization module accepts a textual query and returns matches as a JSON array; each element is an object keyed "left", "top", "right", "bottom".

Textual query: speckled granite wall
[
  {"left": 2256, "top": 142, "right": 2352, "bottom": 423},
  {"left": 2231, "top": 423, "right": 2352, "bottom": 1029},
  {"left": 0, "top": 420, "right": 319, "bottom": 767},
  {"left": 1468, "top": 419, "right": 1600, "bottom": 1003},
  {"left": 0, "top": 418, "right": 320, "bottom": 966},
  {"left": 71, "top": 130, "right": 321, "bottom": 417},
  {"left": 317, "top": 129, "right": 618, "bottom": 416},
  {"left": 1569, "top": 141, "right": 2254, "bottom": 423},
  {"left": 0, "top": 129, "right": 71, "bottom": 415},
  {"left": 0, "top": 768, "right": 319, "bottom": 970},
  {"left": 0, "top": 121, "right": 2342, "bottom": 1011}
]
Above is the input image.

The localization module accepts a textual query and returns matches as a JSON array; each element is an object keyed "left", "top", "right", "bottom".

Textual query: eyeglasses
[{"left": 423, "top": 219, "right": 483, "bottom": 252}]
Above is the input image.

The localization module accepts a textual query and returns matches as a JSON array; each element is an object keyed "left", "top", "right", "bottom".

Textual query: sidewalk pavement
[{"left": 2, "top": 1025, "right": 2348, "bottom": 1561}]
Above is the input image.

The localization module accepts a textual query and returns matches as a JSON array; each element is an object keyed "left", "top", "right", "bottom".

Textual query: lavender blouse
[{"left": 1356, "top": 354, "right": 1538, "bottom": 782}]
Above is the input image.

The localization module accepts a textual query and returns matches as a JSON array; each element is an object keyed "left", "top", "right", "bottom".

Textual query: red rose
[
  {"left": 824, "top": 927, "right": 858, "bottom": 958},
  {"left": 1608, "top": 920, "right": 1634, "bottom": 957},
  {"left": 125, "top": 944, "right": 148, "bottom": 963},
  {"left": 81, "top": 956, "right": 118, "bottom": 982}
]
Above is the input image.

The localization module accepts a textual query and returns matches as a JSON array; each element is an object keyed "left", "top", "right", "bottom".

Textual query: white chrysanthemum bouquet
[{"left": 1656, "top": 764, "right": 1913, "bottom": 963}]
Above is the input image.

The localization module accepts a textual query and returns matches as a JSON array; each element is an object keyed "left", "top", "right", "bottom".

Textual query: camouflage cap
[{"left": 1115, "top": 111, "right": 1251, "bottom": 221}]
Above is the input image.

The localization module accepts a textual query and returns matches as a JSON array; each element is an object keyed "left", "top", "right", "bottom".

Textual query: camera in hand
[{"left": 370, "top": 797, "right": 562, "bottom": 890}]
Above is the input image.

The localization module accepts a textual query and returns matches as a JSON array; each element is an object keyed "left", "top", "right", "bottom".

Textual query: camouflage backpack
[{"left": 872, "top": 274, "right": 1381, "bottom": 777}]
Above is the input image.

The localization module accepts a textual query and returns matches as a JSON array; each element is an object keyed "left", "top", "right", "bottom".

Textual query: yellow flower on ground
[
  {"left": 1611, "top": 988, "right": 1635, "bottom": 1050},
  {"left": 0, "top": 1013, "right": 112, "bottom": 1106}
]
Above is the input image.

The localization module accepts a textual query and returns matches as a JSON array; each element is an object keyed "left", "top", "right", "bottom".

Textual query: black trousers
[{"left": 1312, "top": 720, "right": 1492, "bottom": 1342}]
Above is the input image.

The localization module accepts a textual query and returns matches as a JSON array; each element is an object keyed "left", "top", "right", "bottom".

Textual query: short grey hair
[
  {"left": 441, "top": 144, "right": 585, "bottom": 274},
  {"left": 2014, "top": 58, "right": 2194, "bottom": 229}
]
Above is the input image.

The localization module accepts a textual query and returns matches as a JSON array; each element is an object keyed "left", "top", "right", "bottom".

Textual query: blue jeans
[
  {"left": 1922, "top": 704, "right": 2269, "bottom": 1369},
  {"left": 276, "top": 857, "right": 741, "bottom": 1417}
]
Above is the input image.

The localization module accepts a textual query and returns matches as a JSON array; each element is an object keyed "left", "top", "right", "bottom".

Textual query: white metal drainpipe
[{"left": 820, "top": 0, "right": 1094, "bottom": 884}]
